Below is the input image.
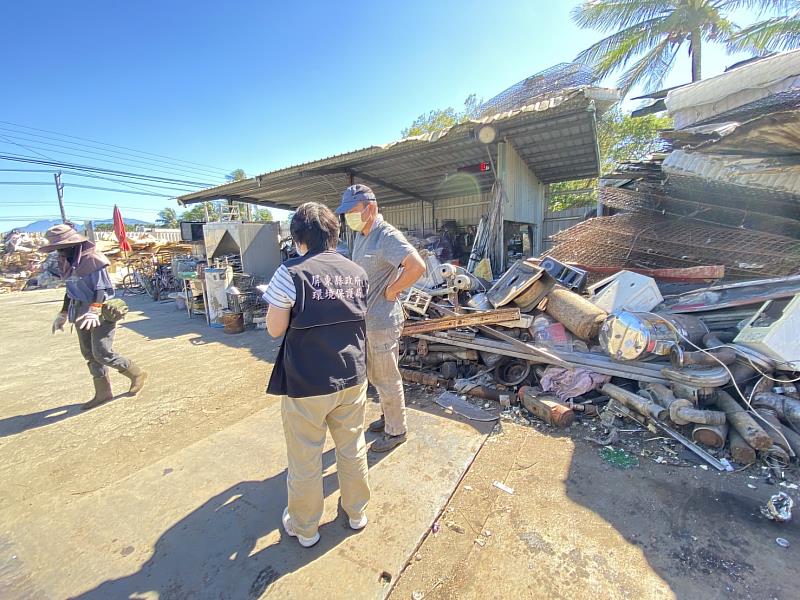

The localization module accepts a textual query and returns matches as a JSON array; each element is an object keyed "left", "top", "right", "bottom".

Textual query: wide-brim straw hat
[{"left": 39, "top": 224, "right": 89, "bottom": 252}]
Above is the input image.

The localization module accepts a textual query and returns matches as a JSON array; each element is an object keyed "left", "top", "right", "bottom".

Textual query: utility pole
[{"left": 53, "top": 171, "right": 67, "bottom": 222}]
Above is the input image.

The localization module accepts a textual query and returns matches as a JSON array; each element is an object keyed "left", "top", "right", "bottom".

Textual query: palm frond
[
  {"left": 726, "top": 13, "right": 800, "bottom": 51},
  {"left": 617, "top": 38, "right": 679, "bottom": 95},
  {"left": 571, "top": 0, "right": 675, "bottom": 32},
  {"left": 575, "top": 18, "right": 662, "bottom": 64},
  {"left": 718, "top": 0, "right": 797, "bottom": 16}
]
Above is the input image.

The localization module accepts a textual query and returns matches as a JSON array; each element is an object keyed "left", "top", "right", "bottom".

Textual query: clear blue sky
[{"left": 0, "top": 0, "right": 765, "bottom": 230}]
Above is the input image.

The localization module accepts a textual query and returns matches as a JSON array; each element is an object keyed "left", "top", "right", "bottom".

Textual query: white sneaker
[
  {"left": 349, "top": 513, "right": 368, "bottom": 530},
  {"left": 282, "top": 507, "right": 320, "bottom": 547}
]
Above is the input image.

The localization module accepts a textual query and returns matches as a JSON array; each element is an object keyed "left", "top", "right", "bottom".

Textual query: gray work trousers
[
  {"left": 366, "top": 324, "right": 407, "bottom": 436},
  {"left": 76, "top": 319, "right": 131, "bottom": 378}
]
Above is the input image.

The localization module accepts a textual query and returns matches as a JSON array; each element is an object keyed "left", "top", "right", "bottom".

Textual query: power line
[
  {"left": 0, "top": 168, "right": 197, "bottom": 193},
  {"left": 0, "top": 120, "right": 235, "bottom": 175},
  {"left": 0, "top": 181, "right": 177, "bottom": 198},
  {"left": 0, "top": 139, "right": 227, "bottom": 183},
  {"left": 0, "top": 129, "right": 232, "bottom": 180},
  {"left": 0, "top": 154, "right": 215, "bottom": 187}
]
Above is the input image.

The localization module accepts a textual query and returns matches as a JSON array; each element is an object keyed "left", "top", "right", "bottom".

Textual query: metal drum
[{"left": 600, "top": 311, "right": 709, "bottom": 361}]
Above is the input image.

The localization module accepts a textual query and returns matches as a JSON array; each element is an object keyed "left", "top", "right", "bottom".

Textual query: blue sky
[{"left": 0, "top": 0, "right": 769, "bottom": 230}]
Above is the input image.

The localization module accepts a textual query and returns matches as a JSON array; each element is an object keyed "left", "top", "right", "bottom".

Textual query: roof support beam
[{"left": 301, "top": 167, "right": 434, "bottom": 204}]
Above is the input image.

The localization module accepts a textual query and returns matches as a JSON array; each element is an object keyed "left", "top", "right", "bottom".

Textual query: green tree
[
  {"left": 571, "top": 0, "right": 760, "bottom": 96},
  {"left": 226, "top": 168, "right": 248, "bottom": 182},
  {"left": 180, "top": 201, "right": 221, "bottom": 222},
  {"left": 402, "top": 94, "right": 483, "bottom": 137},
  {"left": 727, "top": 1, "right": 800, "bottom": 52},
  {"left": 252, "top": 208, "right": 274, "bottom": 222},
  {"left": 156, "top": 207, "right": 179, "bottom": 228}
]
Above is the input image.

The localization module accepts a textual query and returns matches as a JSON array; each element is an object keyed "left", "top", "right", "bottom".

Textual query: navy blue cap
[{"left": 335, "top": 184, "right": 376, "bottom": 214}]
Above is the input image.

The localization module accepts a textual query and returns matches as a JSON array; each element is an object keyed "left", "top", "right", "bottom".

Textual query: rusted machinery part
[
  {"left": 400, "top": 368, "right": 444, "bottom": 387},
  {"left": 692, "top": 422, "right": 729, "bottom": 449},
  {"left": 753, "top": 392, "right": 800, "bottom": 428},
  {"left": 712, "top": 389, "right": 773, "bottom": 450},
  {"left": 518, "top": 386, "right": 576, "bottom": 428},
  {"left": 493, "top": 358, "right": 532, "bottom": 387},
  {"left": 601, "top": 383, "right": 668, "bottom": 421}
]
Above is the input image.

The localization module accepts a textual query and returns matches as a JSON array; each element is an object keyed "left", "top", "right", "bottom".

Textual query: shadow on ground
[
  {"left": 564, "top": 437, "right": 800, "bottom": 599},
  {"left": 74, "top": 447, "right": 391, "bottom": 599}
]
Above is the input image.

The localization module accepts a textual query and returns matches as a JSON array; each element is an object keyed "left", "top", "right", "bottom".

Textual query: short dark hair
[{"left": 290, "top": 202, "right": 340, "bottom": 253}]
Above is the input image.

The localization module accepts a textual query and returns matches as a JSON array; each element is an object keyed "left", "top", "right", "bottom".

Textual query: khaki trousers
[
  {"left": 281, "top": 381, "right": 370, "bottom": 538},
  {"left": 366, "top": 324, "right": 408, "bottom": 436}
]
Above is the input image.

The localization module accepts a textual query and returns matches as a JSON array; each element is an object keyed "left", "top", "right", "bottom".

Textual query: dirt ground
[
  {"left": 391, "top": 393, "right": 800, "bottom": 600},
  {"left": 0, "top": 287, "right": 798, "bottom": 600}
]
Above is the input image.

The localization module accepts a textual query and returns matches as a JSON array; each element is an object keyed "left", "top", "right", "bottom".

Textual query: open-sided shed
[{"left": 177, "top": 86, "right": 618, "bottom": 258}]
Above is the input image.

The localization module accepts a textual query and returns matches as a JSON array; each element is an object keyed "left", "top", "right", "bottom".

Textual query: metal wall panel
[
  {"left": 498, "top": 141, "right": 545, "bottom": 224},
  {"left": 381, "top": 194, "right": 491, "bottom": 236}
]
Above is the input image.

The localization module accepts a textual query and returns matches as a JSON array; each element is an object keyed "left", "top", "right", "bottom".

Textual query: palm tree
[
  {"left": 727, "top": 1, "right": 800, "bottom": 52},
  {"left": 572, "top": 1, "right": 770, "bottom": 96}
]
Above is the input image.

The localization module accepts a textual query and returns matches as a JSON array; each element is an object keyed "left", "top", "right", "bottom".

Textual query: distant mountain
[{"left": 14, "top": 218, "right": 151, "bottom": 233}]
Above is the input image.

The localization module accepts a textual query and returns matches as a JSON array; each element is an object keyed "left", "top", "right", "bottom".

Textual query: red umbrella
[{"left": 113, "top": 205, "right": 132, "bottom": 254}]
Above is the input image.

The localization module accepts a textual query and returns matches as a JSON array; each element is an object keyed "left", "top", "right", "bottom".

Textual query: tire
[
  {"left": 121, "top": 273, "right": 142, "bottom": 296},
  {"left": 141, "top": 274, "right": 155, "bottom": 300}
]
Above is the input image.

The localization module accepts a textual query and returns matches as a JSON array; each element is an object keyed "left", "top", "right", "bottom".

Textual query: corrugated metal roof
[{"left": 177, "top": 87, "right": 618, "bottom": 210}]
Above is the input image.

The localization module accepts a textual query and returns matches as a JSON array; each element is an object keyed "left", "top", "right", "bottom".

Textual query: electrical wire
[
  {"left": 0, "top": 140, "right": 224, "bottom": 183},
  {"left": 0, "top": 168, "right": 196, "bottom": 193},
  {"left": 0, "top": 130, "right": 231, "bottom": 181},
  {"left": 0, "top": 181, "right": 176, "bottom": 198},
  {"left": 0, "top": 154, "right": 214, "bottom": 187},
  {"left": 0, "top": 120, "right": 234, "bottom": 175}
]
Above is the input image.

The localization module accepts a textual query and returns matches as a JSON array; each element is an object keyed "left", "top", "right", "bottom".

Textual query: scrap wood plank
[
  {"left": 402, "top": 308, "right": 521, "bottom": 335},
  {"left": 572, "top": 264, "right": 725, "bottom": 282}
]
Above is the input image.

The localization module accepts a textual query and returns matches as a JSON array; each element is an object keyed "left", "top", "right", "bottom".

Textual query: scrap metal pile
[
  {"left": 401, "top": 252, "right": 800, "bottom": 476},
  {"left": 549, "top": 49, "right": 800, "bottom": 280},
  {"left": 0, "top": 230, "right": 60, "bottom": 292}
]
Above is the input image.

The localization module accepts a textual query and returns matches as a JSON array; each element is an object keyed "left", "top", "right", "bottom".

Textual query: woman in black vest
[{"left": 263, "top": 202, "right": 370, "bottom": 548}]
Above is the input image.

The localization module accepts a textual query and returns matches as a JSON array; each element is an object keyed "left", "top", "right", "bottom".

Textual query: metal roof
[{"left": 177, "top": 87, "right": 619, "bottom": 210}]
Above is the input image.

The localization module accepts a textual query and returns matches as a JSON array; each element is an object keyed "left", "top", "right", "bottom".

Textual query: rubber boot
[
  {"left": 121, "top": 362, "right": 148, "bottom": 395},
  {"left": 82, "top": 376, "right": 114, "bottom": 411}
]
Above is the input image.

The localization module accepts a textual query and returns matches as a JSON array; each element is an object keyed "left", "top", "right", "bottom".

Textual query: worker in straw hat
[{"left": 41, "top": 223, "right": 147, "bottom": 409}]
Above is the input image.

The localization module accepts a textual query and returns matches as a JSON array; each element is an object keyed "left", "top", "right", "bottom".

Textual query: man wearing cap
[
  {"left": 41, "top": 223, "right": 147, "bottom": 409},
  {"left": 336, "top": 185, "right": 426, "bottom": 453}
]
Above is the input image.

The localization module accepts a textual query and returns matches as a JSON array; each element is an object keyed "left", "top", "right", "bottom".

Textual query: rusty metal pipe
[
  {"left": 692, "top": 422, "right": 729, "bottom": 448},
  {"left": 755, "top": 407, "right": 793, "bottom": 455},
  {"left": 670, "top": 345, "right": 736, "bottom": 369},
  {"left": 703, "top": 332, "right": 757, "bottom": 385},
  {"left": 602, "top": 383, "right": 668, "bottom": 421},
  {"left": 753, "top": 392, "right": 800, "bottom": 428},
  {"left": 712, "top": 390, "right": 773, "bottom": 450},
  {"left": 644, "top": 383, "right": 726, "bottom": 425},
  {"left": 728, "top": 429, "right": 757, "bottom": 464}
]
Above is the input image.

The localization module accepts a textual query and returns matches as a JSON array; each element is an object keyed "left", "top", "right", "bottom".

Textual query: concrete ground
[
  {"left": 391, "top": 412, "right": 800, "bottom": 600},
  {"left": 1, "top": 288, "right": 798, "bottom": 600},
  {"left": 0, "top": 289, "right": 490, "bottom": 599}
]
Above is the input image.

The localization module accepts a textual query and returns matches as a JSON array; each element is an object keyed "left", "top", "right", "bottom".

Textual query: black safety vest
[{"left": 266, "top": 251, "right": 368, "bottom": 398}]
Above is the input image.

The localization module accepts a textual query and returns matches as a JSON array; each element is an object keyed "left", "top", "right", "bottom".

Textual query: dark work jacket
[{"left": 266, "top": 251, "right": 368, "bottom": 398}]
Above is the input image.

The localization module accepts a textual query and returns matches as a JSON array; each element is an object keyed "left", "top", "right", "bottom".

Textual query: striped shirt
[{"left": 262, "top": 264, "right": 296, "bottom": 309}]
